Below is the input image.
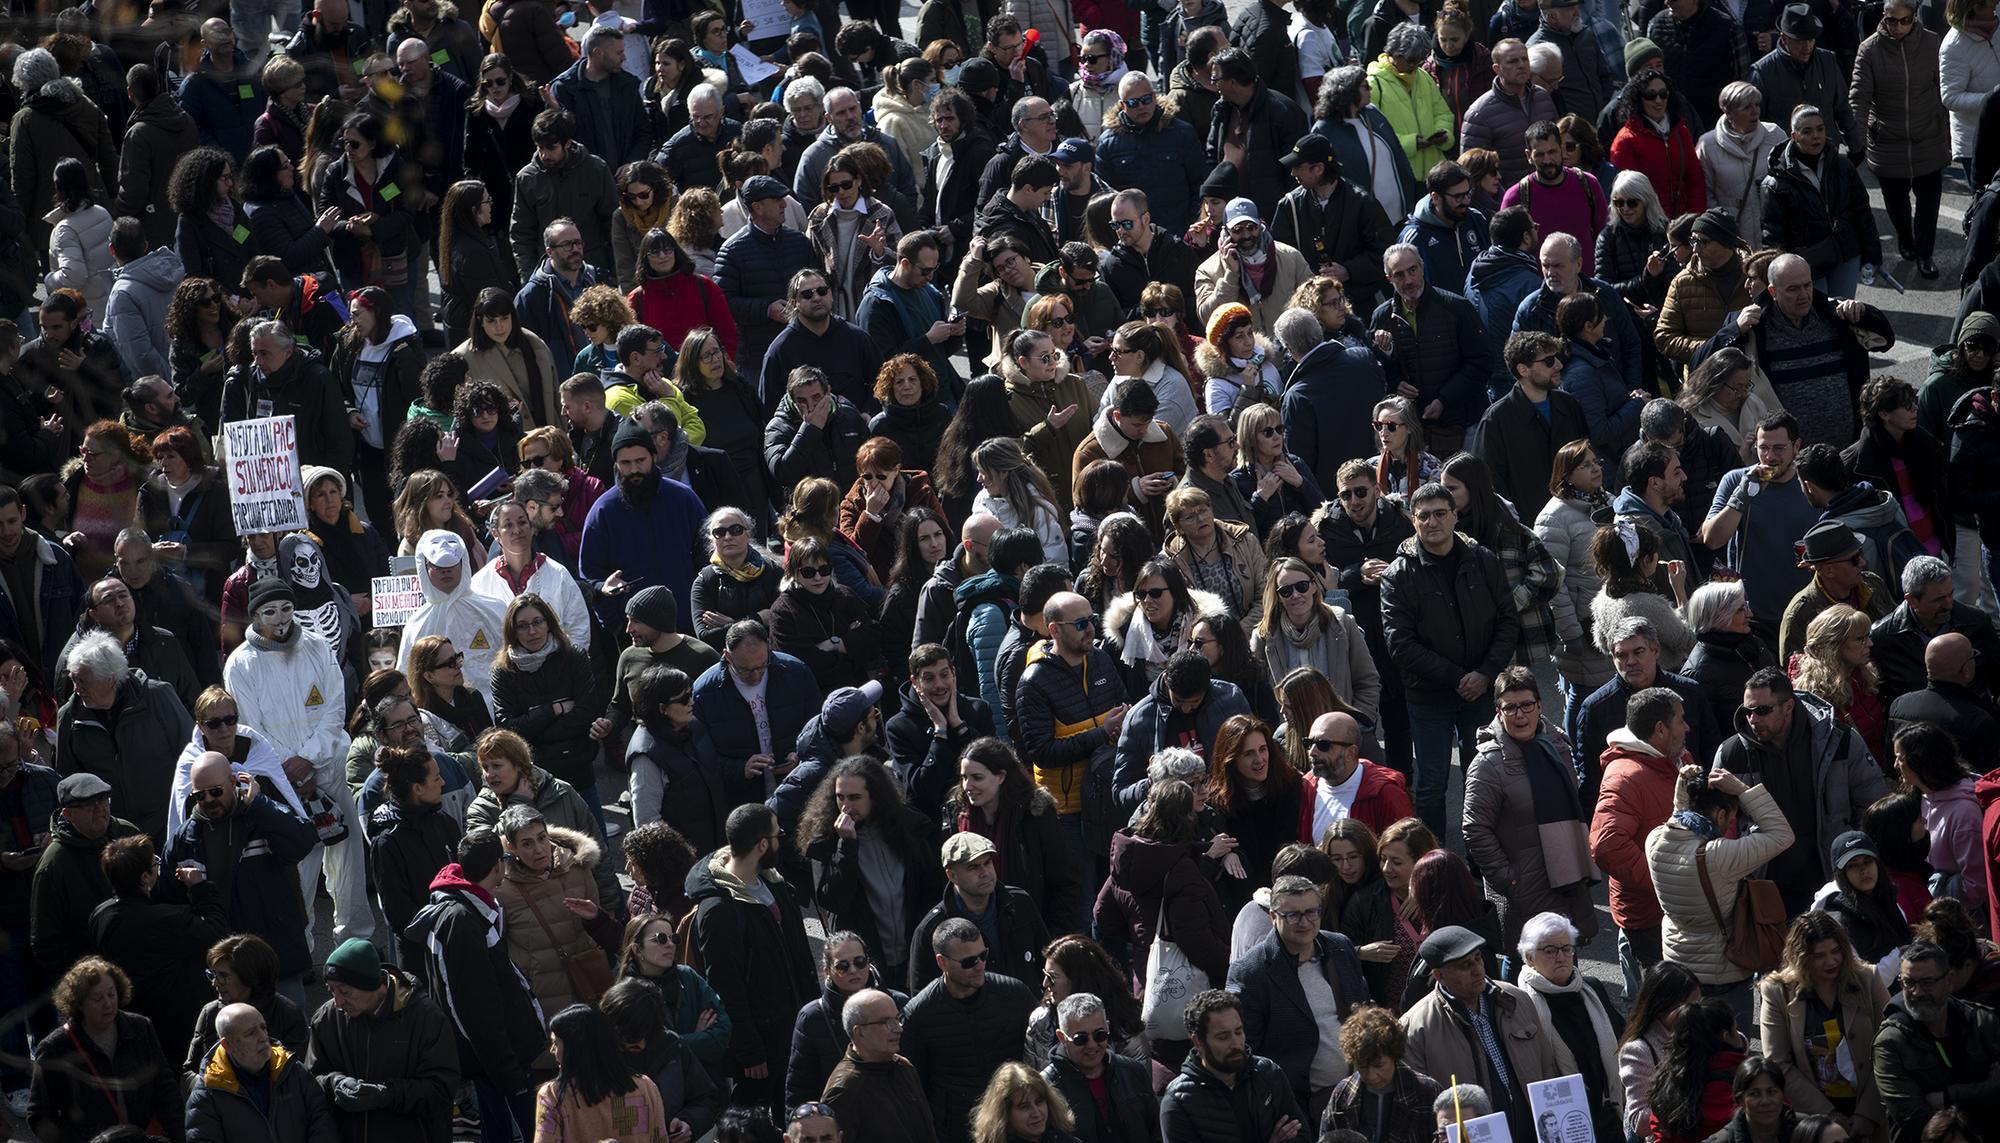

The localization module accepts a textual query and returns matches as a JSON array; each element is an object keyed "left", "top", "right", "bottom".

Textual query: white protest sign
[
  {"left": 370, "top": 575, "right": 425, "bottom": 627},
  {"left": 1442, "top": 1111, "right": 1510, "bottom": 1143},
  {"left": 223, "top": 416, "right": 306, "bottom": 533},
  {"left": 1525, "top": 1074, "right": 1596, "bottom": 1143}
]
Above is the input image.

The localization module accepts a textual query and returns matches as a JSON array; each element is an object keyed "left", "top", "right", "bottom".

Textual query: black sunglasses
[
  {"left": 711, "top": 523, "right": 749, "bottom": 538},
  {"left": 953, "top": 950, "right": 989, "bottom": 969},
  {"left": 1275, "top": 580, "right": 1315, "bottom": 598},
  {"left": 832, "top": 953, "right": 870, "bottom": 972},
  {"left": 796, "top": 565, "right": 832, "bottom": 579},
  {"left": 200, "top": 714, "right": 239, "bottom": 730},
  {"left": 1063, "top": 1028, "right": 1112, "bottom": 1045}
]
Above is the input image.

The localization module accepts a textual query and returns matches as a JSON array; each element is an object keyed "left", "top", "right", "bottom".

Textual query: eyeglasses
[
  {"left": 1110, "top": 343, "right": 1141, "bottom": 355},
  {"left": 1121, "top": 92, "right": 1155, "bottom": 108},
  {"left": 1062, "top": 1027, "right": 1112, "bottom": 1044},
  {"left": 796, "top": 285, "right": 832, "bottom": 299},
  {"left": 1064, "top": 614, "right": 1099, "bottom": 632},
  {"left": 342, "top": 138, "right": 364, "bottom": 150},
  {"left": 953, "top": 950, "right": 990, "bottom": 968},
  {"left": 1498, "top": 699, "right": 1540, "bottom": 715},
  {"left": 853, "top": 1013, "right": 904, "bottom": 1029},
  {"left": 1642, "top": 88, "right": 1670, "bottom": 101},
  {"left": 385, "top": 714, "right": 423, "bottom": 734},
  {"left": 1612, "top": 198, "right": 1641, "bottom": 208},
  {"left": 200, "top": 714, "right": 239, "bottom": 730},
  {"left": 1903, "top": 973, "right": 1947, "bottom": 988},
  {"left": 1413, "top": 509, "right": 1453, "bottom": 522},
  {"left": 711, "top": 523, "right": 749, "bottom": 538},
  {"left": 1257, "top": 425, "right": 1283, "bottom": 438},
  {"left": 1532, "top": 354, "right": 1562, "bottom": 368},
  {"left": 1081, "top": 52, "right": 1110, "bottom": 65},
  {"left": 196, "top": 785, "right": 231, "bottom": 802},
  {"left": 790, "top": 1103, "right": 838, "bottom": 1123},
  {"left": 1109, "top": 219, "right": 1136, "bottom": 231},
  {"left": 1275, "top": 580, "right": 1314, "bottom": 599},
  {"left": 912, "top": 262, "right": 938, "bottom": 277},
  {"left": 433, "top": 652, "right": 467, "bottom": 668},
  {"left": 827, "top": 178, "right": 856, "bottom": 194},
  {"left": 796, "top": 565, "right": 832, "bottom": 579},
  {"left": 1274, "top": 907, "right": 1321, "bottom": 923},
  {"left": 480, "top": 76, "right": 511, "bottom": 90},
  {"left": 549, "top": 238, "right": 585, "bottom": 250},
  {"left": 1337, "top": 487, "right": 1372, "bottom": 501},
  {"left": 520, "top": 452, "right": 550, "bottom": 467},
  {"left": 832, "top": 953, "right": 870, "bottom": 972},
  {"left": 1134, "top": 586, "right": 1168, "bottom": 601},
  {"left": 1534, "top": 944, "right": 1575, "bottom": 958},
  {"left": 1881, "top": 13, "right": 1916, "bottom": 24},
  {"left": 622, "top": 190, "right": 654, "bottom": 205},
  {"left": 1142, "top": 307, "right": 1177, "bottom": 318},
  {"left": 645, "top": 931, "right": 677, "bottom": 946},
  {"left": 1562, "top": 139, "right": 1579, "bottom": 151}
]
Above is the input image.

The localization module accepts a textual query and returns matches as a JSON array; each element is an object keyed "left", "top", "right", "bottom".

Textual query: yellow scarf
[
  {"left": 621, "top": 198, "right": 671, "bottom": 236},
  {"left": 711, "top": 550, "right": 766, "bottom": 583}
]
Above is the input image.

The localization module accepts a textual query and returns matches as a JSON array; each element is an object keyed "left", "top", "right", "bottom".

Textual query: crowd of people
[{"left": 4, "top": 0, "right": 2000, "bottom": 1140}]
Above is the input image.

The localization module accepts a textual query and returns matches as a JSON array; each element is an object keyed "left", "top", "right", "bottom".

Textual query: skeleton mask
[{"left": 288, "top": 536, "right": 327, "bottom": 590}]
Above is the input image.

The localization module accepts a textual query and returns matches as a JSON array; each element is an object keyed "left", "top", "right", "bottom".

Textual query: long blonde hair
[
  {"left": 392, "top": 470, "right": 478, "bottom": 548},
  {"left": 779, "top": 476, "right": 841, "bottom": 545},
  {"left": 1790, "top": 604, "right": 1878, "bottom": 708},
  {"left": 971, "top": 1063, "right": 1076, "bottom": 1143},
  {"left": 1772, "top": 909, "right": 1871, "bottom": 997}
]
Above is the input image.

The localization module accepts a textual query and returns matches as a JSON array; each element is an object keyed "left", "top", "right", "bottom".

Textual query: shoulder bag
[
  {"left": 520, "top": 883, "right": 615, "bottom": 1004},
  {"left": 1140, "top": 895, "right": 1209, "bottom": 1041},
  {"left": 1694, "top": 840, "right": 1785, "bottom": 974}
]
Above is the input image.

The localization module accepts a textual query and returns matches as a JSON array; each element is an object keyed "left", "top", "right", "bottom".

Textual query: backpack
[{"left": 943, "top": 582, "right": 1015, "bottom": 697}]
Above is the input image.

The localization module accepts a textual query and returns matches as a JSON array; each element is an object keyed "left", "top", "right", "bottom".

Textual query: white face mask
[
  {"left": 255, "top": 601, "right": 295, "bottom": 640},
  {"left": 943, "top": 64, "right": 963, "bottom": 85}
]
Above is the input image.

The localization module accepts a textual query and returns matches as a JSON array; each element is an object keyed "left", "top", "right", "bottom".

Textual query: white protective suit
[{"left": 397, "top": 531, "right": 508, "bottom": 695}]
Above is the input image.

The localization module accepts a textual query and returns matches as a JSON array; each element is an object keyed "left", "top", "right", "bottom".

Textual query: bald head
[
  {"left": 189, "top": 751, "right": 238, "bottom": 819},
  {"left": 1307, "top": 711, "right": 1363, "bottom": 782},
  {"left": 216, "top": 1002, "right": 272, "bottom": 1070},
  {"left": 1926, "top": 632, "right": 1977, "bottom": 685}
]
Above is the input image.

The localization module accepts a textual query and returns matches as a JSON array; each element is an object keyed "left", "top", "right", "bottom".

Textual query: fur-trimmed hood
[
  {"left": 1102, "top": 586, "right": 1228, "bottom": 650},
  {"left": 1100, "top": 92, "right": 1185, "bottom": 133},
  {"left": 500, "top": 823, "right": 601, "bottom": 885},
  {"left": 386, "top": 0, "right": 461, "bottom": 32},
  {"left": 1192, "top": 337, "right": 1279, "bottom": 380}
]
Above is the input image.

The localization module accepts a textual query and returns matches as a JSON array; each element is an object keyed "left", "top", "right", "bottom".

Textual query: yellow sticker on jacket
[{"left": 305, "top": 685, "right": 325, "bottom": 707}]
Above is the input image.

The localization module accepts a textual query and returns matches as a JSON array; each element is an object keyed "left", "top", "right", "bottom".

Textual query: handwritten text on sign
[
  {"left": 370, "top": 575, "right": 425, "bottom": 628},
  {"left": 224, "top": 416, "right": 306, "bottom": 533}
]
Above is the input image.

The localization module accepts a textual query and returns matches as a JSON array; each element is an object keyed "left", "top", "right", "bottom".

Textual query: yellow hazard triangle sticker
[
  {"left": 305, "top": 685, "right": 325, "bottom": 707},
  {"left": 469, "top": 630, "right": 491, "bottom": 650}
]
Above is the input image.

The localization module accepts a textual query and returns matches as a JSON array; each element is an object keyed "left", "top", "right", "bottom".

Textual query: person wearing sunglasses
[
  {"left": 1016, "top": 589, "right": 1130, "bottom": 862},
  {"left": 1095, "top": 76, "right": 1207, "bottom": 244},
  {"left": 613, "top": 910, "right": 733, "bottom": 1072},
  {"left": 786, "top": 931, "right": 905, "bottom": 1109},
  {"left": 169, "top": 683, "right": 308, "bottom": 842},
  {"left": 1098, "top": 190, "right": 1202, "bottom": 329},
  {"left": 1042, "top": 990, "right": 1157, "bottom": 1143},
  {"left": 163, "top": 747, "right": 321, "bottom": 997},
  {"left": 900, "top": 918, "right": 1039, "bottom": 1143}
]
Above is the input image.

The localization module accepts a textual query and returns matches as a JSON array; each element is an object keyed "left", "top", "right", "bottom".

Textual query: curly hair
[
  {"left": 1042, "top": 934, "right": 1144, "bottom": 1038},
  {"left": 450, "top": 379, "right": 512, "bottom": 430},
  {"left": 1337, "top": 1004, "right": 1407, "bottom": 1067},
  {"left": 571, "top": 284, "right": 636, "bottom": 337},
  {"left": 798, "top": 755, "right": 918, "bottom": 863},
  {"left": 873, "top": 352, "right": 939, "bottom": 405},
  {"left": 168, "top": 146, "right": 235, "bottom": 218},
  {"left": 387, "top": 419, "right": 448, "bottom": 488},
  {"left": 622, "top": 824, "right": 696, "bottom": 899},
  {"left": 1773, "top": 909, "right": 1867, "bottom": 995},
  {"left": 1077, "top": 513, "right": 1154, "bottom": 605},
  {"left": 667, "top": 186, "right": 723, "bottom": 251},
  {"left": 1790, "top": 604, "right": 1878, "bottom": 708},
  {"left": 53, "top": 956, "right": 131, "bottom": 1021}
]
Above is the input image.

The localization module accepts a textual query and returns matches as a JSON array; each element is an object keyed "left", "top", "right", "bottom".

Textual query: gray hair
[
  {"left": 1528, "top": 42, "right": 1562, "bottom": 75},
  {"left": 1516, "top": 911, "right": 1579, "bottom": 964},
  {"left": 1270, "top": 874, "right": 1321, "bottom": 904},
  {"left": 688, "top": 82, "right": 722, "bottom": 111},
  {"left": 1323, "top": 65, "right": 1368, "bottom": 115},
  {"left": 542, "top": 217, "right": 580, "bottom": 248},
  {"left": 825, "top": 86, "right": 858, "bottom": 111},
  {"left": 1384, "top": 22, "right": 1430, "bottom": 58},
  {"left": 1683, "top": 580, "right": 1746, "bottom": 635},
  {"left": 1607, "top": 615, "right": 1660, "bottom": 649},
  {"left": 1901, "top": 554, "right": 1954, "bottom": 597},
  {"left": 1611, "top": 170, "right": 1667, "bottom": 231},
  {"left": 67, "top": 631, "right": 127, "bottom": 684},
  {"left": 1789, "top": 104, "right": 1824, "bottom": 131},
  {"left": 580, "top": 23, "right": 623, "bottom": 51},
  {"left": 1719, "top": 80, "right": 1761, "bottom": 114},
  {"left": 1011, "top": 97, "right": 1050, "bottom": 128},
  {"left": 1274, "top": 307, "right": 1323, "bottom": 357},
  {"left": 1540, "top": 232, "right": 1582, "bottom": 264},
  {"left": 633, "top": 400, "right": 677, "bottom": 435},
  {"left": 1639, "top": 397, "right": 1686, "bottom": 442},
  {"left": 701, "top": 506, "right": 756, "bottom": 554},
  {"left": 114, "top": 526, "right": 154, "bottom": 550},
  {"left": 1435, "top": 1085, "right": 1494, "bottom": 1119},
  {"left": 1057, "top": 992, "right": 1106, "bottom": 1028},
  {"left": 13, "top": 48, "right": 58, "bottom": 97},
  {"left": 1148, "top": 747, "right": 1206, "bottom": 784},
  {"left": 247, "top": 320, "right": 293, "bottom": 347},
  {"left": 512, "top": 467, "right": 566, "bottom": 503},
  {"left": 372, "top": 691, "right": 417, "bottom": 732},
  {"left": 785, "top": 75, "right": 825, "bottom": 110},
  {"left": 495, "top": 803, "right": 546, "bottom": 842},
  {"left": 840, "top": 988, "right": 893, "bottom": 1035},
  {"left": 1383, "top": 242, "right": 1420, "bottom": 271}
]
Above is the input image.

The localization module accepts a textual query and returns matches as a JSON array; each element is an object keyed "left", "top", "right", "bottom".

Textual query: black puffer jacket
[
  {"left": 365, "top": 799, "right": 464, "bottom": 940},
  {"left": 1758, "top": 142, "right": 1882, "bottom": 277},
  {"left": 784, "top": 975, "right": 910, "bottom": 1110},
  {"left": 1159, "top": 1051, "right": 1304, "bottom": 1143},
  {"left": 488, "top": 644, "right": 607, "bottom": 791},
  {"left": 1044, "top": 1044, "right": 1161, "bottom": 1143},
  {"left": 303, "top": 968, "right": 460, "bottom": 1143},
  {"left": 901, "top": 972, "right": 1040, "bottom": 1143},
  {"left": 1367, "top": 286, "right": 1492, "bottom": 430}
]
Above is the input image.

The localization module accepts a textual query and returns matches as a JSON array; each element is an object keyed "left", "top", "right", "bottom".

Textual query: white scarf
[
  {"left": 484, "top": 92, "right": 521, "bottom": 120},
  {"left": 1518, "top": 964, "right": 1620, "bottom": 1106}
]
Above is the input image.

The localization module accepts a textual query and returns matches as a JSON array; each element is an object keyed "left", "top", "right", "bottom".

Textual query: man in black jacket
[
  {"left": 223, "top": 321, "right": 355, "bottom": 475},
  {"left": 909, "top": 835, "right": 1050, "bottom": 990},
  {"left": 1273, "top": 135, "right": 1393, "bottom": 312},
  {"left": 1231, "top": 0, "right": 1299, "bottom": 111},
  {"left": 901, "top": 917, "right": 1038, "bottom": 1143},
  {"left": 1379, "top": 482, "right": 1519, "bottom": 833},
  {"left": 1476, "top": 330, "right": 1590, "bottom": 521},
  {"left": 764, "top": 270, "right": 886, "bottom": 415},
  {"left": 1225, "top": 877, "right": 1370, "bottom": 1121},
  {"left": 685, "top": 803, "right": 817, "bottom": 1115},
  {"left": 975, "top": 156, "right": 1063, "bottom": 264},
  {"left": 1569, "top": 615, "right": 1720, "bottom": 804},
  {"left": 762, "top": 363, "right": 871, "bottom": 503},
  {"left": 1371, "top": 245, "right": 1491, "bottom": 460},
  {"left": 1160, "top": 989, "right": 1305, "bottom": 1143},
  {"left": 918, "top": 90, "right": 995, "bottom": 272},
  {"left": 1323, "top": 463, "right": 1416, "bottom": 776},
  {"left": 1044, "top": 992, "right": 1159, "bottom": 1143},
  {"left": 885, "top": 644, "right": 999, "bottom": 813},
  {"left": 1887, "top": 633, "right": 2000, "bottom": 750},
  {"left": 306, "top": 939, "right": 460, "bottom": 1143},
  {"left": 548, "top": 25, "right": 651, "bottom": 166},
  {"left": 1204, "top": 50, "right": 1309, "bottom": 222},
  {"left": 407, "top": 829, "right": 545, "bottom": 1143},
  {"left": 1101, "top": 190, "right": 1202, "bottom": 323},
  {"left": 1871, "top": 555, "right": 2000, "bottom": 704}
]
